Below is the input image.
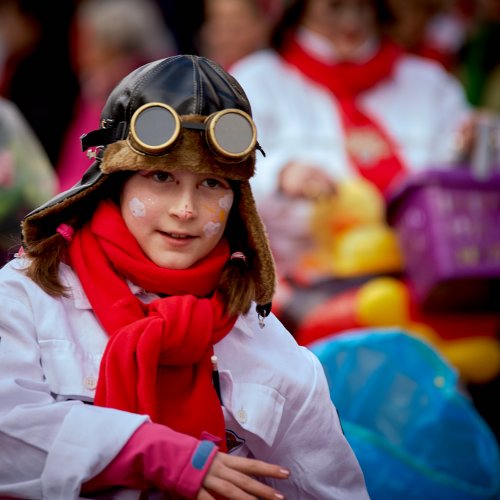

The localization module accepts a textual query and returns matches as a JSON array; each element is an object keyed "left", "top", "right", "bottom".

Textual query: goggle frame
[{"left": 127, "top": 102, "right": 258, "bottom": 162}]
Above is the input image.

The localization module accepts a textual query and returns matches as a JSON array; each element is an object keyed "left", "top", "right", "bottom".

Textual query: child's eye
[
  {"left": 152, "top": 171, "right": 172, "bottom": 183},
  {"left": 202, "top": 178, "right": 229, "bottom": 189}
]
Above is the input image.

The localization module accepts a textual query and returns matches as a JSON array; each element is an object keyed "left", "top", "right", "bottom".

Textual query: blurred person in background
[
  {"left": 56, "top": 0, "right": 178, "bottom": 191},
  {"left": 0, "top": 97, "right": 57, "bottom": 264},
  {"left": 417, "top": 0, "right": 474, "bottom": 70},
  {"left": 230, "top": 0, "right": 474, "bottom": 278},
  {"left": 0, "top": 0, "right": 79, "bottom": 167},
  {"left": 197, "top": 0, "right": 284, "bottom": 70},
  {"left": 457, "top": 0, "right": 500, "bottom": 113},
  {"left": 384, "top": 0, "right": 461, "bottom": 70}
]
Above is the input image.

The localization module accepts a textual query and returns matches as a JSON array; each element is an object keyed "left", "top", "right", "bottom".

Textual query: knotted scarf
[
  {"left": 282, "top": 36, "right": 408, "bottom": 192},
  {"left": 68, "top": 200, "right": 236, "bottom": 449}
]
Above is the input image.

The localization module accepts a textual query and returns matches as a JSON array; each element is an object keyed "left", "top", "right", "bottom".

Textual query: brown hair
[
  {"left": 218, "top": 181, "right": 256, "bottom": 315},
  {"left": 23, "top": 171, "right": 129, "bottom": 297}
]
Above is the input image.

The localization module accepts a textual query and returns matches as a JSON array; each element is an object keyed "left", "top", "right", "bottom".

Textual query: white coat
[{"left": 0, "top": 256, "right": 369, "bottom": 500}]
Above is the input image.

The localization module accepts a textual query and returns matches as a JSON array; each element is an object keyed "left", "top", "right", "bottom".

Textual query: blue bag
[{"left": 309, "top": 329, "right": 500, "bottom": 500}]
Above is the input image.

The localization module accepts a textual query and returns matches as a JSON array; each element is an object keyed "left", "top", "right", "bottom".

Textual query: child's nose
[{"left": 169, "top": 190, "right": 197, "bottom": 220}]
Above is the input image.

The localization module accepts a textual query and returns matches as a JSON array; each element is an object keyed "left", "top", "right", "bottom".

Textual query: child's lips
[
  {"left": 159, "top": 230, "right": 197, "bottom": 246},
  {"left": 164, "top": 232, "right": 193, "bottom": 239}
]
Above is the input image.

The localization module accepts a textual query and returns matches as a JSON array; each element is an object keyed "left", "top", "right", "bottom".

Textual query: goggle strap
[
  {"left": 80, "top": 115, "right": 266, "bottom": 157},
  {"left": 80, "top": 121, "right": 128, "bottom": 151},
  {"left": 182, "top": 122, "right": 206, "bottom": 132}
]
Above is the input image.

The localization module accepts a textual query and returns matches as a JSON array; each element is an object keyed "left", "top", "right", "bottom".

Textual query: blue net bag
[{"left": 309, "top": 329, "right": 500, "bottom": 500}]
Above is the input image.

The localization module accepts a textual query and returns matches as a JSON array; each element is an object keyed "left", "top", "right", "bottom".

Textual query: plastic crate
[{"left": 386, "top": 168, "right": 500, "bottom": 310}]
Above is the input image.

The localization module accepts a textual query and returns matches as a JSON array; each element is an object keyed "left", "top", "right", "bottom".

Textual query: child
[{"left": 0, "top": 55, "right": 368, "bottom": 499}]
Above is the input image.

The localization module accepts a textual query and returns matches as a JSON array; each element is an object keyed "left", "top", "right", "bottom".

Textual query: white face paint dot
[
  {"left": 129, "top": 197, "right": 146, "bottom": 217},
  {"left": 204, "top": 221, "right": 221, "bottom": 237},
  {"left": 219, "top": 194, "right": 233, "bottom": 212}
]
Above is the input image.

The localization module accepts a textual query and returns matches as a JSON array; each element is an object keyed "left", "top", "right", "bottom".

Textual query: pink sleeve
[{"left": 82, "top": 422, "right": 219, "bottom": 498}]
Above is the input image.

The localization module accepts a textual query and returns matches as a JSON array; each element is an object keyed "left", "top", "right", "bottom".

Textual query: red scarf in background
[
  {"left": 282, "top": 36, "right": 407, "bottom": 193},
  {"left": 68, "top": 200, "right": 236, "bottom": 450}
]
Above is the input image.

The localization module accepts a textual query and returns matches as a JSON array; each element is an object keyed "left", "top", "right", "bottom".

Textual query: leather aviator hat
[{"left": 22, "top": 55, "right": 276, "bottom": 311}]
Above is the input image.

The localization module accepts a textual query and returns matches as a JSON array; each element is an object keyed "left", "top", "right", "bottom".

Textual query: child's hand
[
  {"left": 279, "top": 161, "right": 336, "bottom": 199},
  {"left": 198, "top": 452, "right": 290, "bottom": 499}
]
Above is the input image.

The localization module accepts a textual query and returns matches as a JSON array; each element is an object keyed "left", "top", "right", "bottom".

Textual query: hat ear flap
[{"left": 238, "top": 181, "right": 276, "bottom": 306}]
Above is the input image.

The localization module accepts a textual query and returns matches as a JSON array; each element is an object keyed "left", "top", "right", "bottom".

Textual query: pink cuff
[{"left": 82, "top": 422, "right": 219, "bottom": 498}]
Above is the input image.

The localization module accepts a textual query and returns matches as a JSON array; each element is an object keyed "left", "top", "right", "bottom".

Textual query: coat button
[
  {"left": 83, "top": 375, "right": 97, "bottom": 390},
  {"left": 237, "top": 408, "right": 248, "bottom": 424}
]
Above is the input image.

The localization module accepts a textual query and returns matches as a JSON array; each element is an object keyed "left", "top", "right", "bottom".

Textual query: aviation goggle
[{"left": 81, "top": 102, "right": 263, "bottom": 162}]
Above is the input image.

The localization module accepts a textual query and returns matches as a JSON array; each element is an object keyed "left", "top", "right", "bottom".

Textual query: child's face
[{"left": 121, "top": 169, "right": 234, "bottom": 269}]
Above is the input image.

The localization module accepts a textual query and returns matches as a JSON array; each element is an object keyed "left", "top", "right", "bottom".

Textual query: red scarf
[
  {"left": 282, "top": 36, "right": 407, "bottom": 193},
  {"left": 68, "top": 200, "right": 236, "bottom": 449}
]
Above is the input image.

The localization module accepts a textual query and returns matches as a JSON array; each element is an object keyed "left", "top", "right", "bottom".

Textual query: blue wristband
[{"left": 191, "top": 440, "right": 216, "bottom": 470}]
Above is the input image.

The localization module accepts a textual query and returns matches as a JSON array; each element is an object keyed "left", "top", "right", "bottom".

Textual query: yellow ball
[
  {"left": 441, "top": 337, "right": 500, "bottom": 383},
  {"left": 356, "top": 277, "right": 410, "bottom": 327},
  {"left": 333, "top": 225, "right": 404, "bottom": 276}
]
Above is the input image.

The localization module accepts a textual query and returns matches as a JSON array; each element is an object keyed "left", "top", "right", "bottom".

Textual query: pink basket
[{"left": 386, "top": 168, "right": 500, "bottom": 310}]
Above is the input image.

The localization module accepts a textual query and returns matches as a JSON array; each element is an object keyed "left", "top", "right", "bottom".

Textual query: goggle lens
[
  {"left": 210, "top": 111, "right": 256, "bottom": 157},
  {"left": 131, "top": 104, "right": 180, "bottom": 153}
]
